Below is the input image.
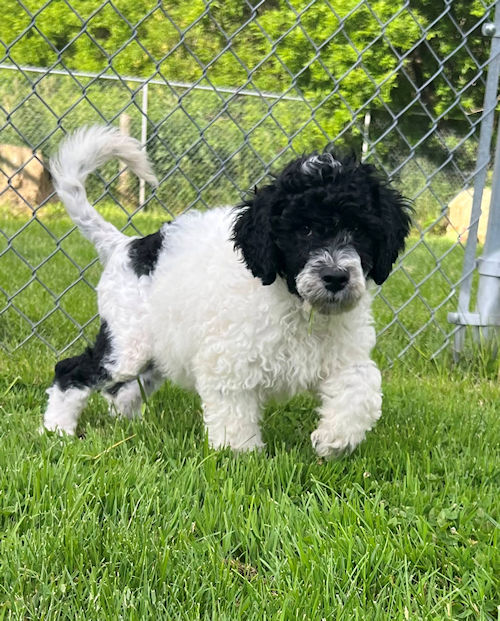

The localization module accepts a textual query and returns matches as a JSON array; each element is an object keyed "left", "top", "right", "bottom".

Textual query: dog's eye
[{"left": 301, "top": 225, "right": 313, "bottom": 237}]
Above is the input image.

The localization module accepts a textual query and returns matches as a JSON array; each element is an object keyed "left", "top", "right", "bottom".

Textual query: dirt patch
[{"left": 0, "top": 143, "right": 54, "bottom": 213}]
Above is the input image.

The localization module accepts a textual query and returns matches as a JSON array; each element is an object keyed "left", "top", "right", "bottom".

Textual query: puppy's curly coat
[{"left": 43, "top": 126, "right": 411, "bottom": 456}]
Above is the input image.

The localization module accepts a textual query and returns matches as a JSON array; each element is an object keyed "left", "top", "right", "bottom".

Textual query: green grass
[{"left": 0, "top": 209, "right": 499, "bottom": 619}]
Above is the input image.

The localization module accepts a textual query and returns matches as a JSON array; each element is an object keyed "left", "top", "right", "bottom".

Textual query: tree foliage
[
  {"left": 1, "top": 0, "right": 494, "bottom": 138},
  {"left": 0, "top": 0, "right": 494, "bottom": 221}
]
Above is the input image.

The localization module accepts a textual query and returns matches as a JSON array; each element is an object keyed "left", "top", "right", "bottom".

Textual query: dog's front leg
[
  {"left": 199, "top": 388, "right": 265, "bottom": 452},
  {"left": 311, "top": 361, "right": 382, "bottom": 457}
]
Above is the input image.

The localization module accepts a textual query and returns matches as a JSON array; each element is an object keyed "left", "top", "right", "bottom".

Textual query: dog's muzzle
[{"left": 295, "top": 246, "right": 366, "bottom": 314}]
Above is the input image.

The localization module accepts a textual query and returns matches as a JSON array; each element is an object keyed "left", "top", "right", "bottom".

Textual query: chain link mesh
[{"left": 0, "top": 0, "right": 498, "bottom": 365}]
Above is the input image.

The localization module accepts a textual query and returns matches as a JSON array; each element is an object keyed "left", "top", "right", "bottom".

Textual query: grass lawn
[{"left": 0, "top": 208, "right": 499, "bottom": 619}]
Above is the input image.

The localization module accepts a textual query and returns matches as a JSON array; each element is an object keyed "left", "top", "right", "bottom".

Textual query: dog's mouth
[
  {"left": 298, "top": 282, "right": 362, "bottom": 315},
  {"left": 295, "top": 248, "right": 366, "bottom": 315}
]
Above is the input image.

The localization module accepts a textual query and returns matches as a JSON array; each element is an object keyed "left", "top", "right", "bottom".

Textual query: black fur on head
[{"left": 232, "top": 152, "right": 412, "bottom": 301}]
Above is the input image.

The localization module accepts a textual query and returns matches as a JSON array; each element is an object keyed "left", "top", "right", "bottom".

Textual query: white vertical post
[
  {"left": 362, "top": 110, "right": 371, "bottom": 161},
  {"left": 475, "top": 111, "right": 500, "bottom": 349},
  {"left": 139, "top": 81, "right": 148, "bottom": 206},
  {"left": 119, "top": 113, "right": 131, "bottom": 200}
]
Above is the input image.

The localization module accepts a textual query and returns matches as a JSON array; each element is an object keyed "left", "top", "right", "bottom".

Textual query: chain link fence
[{"left": 0, "top": 0, "right": 499, "bottom": 365}]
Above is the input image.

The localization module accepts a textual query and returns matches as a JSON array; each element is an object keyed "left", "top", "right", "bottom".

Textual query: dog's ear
[
  {"left": 368, "top": 175, "right": 412, "bottom": 286},
  {"left": 232, "top": 187, "right": 279, "bottom": 286}
]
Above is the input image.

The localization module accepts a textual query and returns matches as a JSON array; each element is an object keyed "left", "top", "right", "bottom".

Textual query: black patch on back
[
  {"left": 128, "top": 230, "right": 164, "bottom": 277},
  {"left": 54, "top": 321, "right": 112, "bottom": 391}
]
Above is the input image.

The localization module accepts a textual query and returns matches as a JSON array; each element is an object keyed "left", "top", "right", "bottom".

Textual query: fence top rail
[{"left": 0, "top": 62, "right": 304, "bottom": 102}]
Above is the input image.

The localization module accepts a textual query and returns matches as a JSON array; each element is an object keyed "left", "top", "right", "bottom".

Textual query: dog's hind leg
[
  {"left": 103, "top": 368, "right": 164, "bottom": 420},
  {"left": 42, "top": 322, "right": 113, "bottom": 435},
  {"left": 43, "top": 381, "right": 91, "bottom": 436}
]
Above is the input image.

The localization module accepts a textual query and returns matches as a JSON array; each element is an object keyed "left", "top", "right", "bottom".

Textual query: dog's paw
[
  {"left": 40, "top": 420, "right": 77, "bottom": 436},
  {"left": 211, "top": 437, "right": 266, "bottom": 453},
  {"left": 311, "top": 427, "right": 366, "bottom": 458},
  {"left": 107, "top": 403, "right": 143, "bottom": 420},
  {"left": 208, "top": 429, "right": 265, "bottom": 453}
]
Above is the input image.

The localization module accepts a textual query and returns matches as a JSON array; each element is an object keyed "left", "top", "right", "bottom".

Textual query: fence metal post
[
  {"left": 475, "top": 113, "right": 500, "bottom": 348},
  {"left": 448, "top": 2, "right": 500, "bottom": 357},
  {"left": 139, "top": 81, "right": 149, "bottom": 206}
]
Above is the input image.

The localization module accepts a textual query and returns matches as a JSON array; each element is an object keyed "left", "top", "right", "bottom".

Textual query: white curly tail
[{"left": 50, "top": 126, "right": 158, "bottom": 263}]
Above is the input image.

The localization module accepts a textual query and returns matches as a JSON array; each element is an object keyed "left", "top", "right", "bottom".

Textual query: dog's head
[{"left": 233, "top": 152, "right": 412, "bottom": 314}]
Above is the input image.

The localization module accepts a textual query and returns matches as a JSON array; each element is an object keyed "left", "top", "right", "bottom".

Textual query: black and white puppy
[{"left": 43, "top": 126, "right": 411, "bottom": 456}]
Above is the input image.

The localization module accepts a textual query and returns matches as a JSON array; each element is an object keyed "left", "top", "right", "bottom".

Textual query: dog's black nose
[{"left": 320, "top": 267, "right": 349, "bottom": 293}]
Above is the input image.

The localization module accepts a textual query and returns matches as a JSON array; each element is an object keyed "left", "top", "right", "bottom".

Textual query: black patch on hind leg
[
  {"left": 128, "top": 229, "right": 164, "bottom": 277},
  {"left": 54, "top": 321, "right": 113, "bottom": 390},
  {"left": 105, "top": 381, "right": 126, "bottom": 396},
  {"left": 104, "top": 361, "right": 157, "bottom": 397}
]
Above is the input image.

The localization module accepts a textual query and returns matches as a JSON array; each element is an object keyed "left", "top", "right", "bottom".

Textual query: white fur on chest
[{"left": 142, "top": 208, "right": 375, "bottom": 398}]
